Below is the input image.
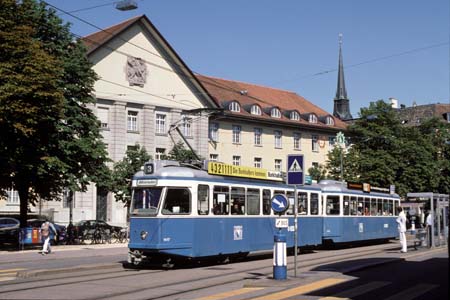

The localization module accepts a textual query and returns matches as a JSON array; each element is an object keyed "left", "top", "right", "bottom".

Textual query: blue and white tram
[
  {"left": 127, "top": 161, "right": 323, "bottom": 265},
  {"left": 319, "top": 180, "right": 400, "bottom": 244}
]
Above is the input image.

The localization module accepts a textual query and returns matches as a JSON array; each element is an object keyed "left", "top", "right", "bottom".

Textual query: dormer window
[
  {"left": 271, "top": 107, "right": 281, "bottom": 118},
  {"left": 309, "top": 114, "right": 318, "bottom": 123},
  {"left": 326, "top": 116, "right": 334, "bottom": 125},
  {"left": 290, "top": 111, "right": 300, "bottom": 121},
  {"left": 229, "top": 101, "right": 240, "bottom": 112},
  {"left": 250, "top": 105, "right": 262, "bottom": 115}
]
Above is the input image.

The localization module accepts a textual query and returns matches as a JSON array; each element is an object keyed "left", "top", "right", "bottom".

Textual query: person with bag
[{"left": 40, "top": 221, "right": 56, "bottom": 255}]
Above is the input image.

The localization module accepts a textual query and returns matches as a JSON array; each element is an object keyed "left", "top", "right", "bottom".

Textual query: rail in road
[{"left": 0, "top": 243, "right": 446, "bottom": 300}]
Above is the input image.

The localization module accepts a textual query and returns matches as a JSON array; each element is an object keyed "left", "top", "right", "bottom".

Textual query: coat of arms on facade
[{"left": 126, "top": 56, "right": 147, "bottom": 86}]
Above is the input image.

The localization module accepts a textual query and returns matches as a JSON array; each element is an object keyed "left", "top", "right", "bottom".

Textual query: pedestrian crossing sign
[{"left": 287, "top": 154, "right": 304, "bottom": 185}]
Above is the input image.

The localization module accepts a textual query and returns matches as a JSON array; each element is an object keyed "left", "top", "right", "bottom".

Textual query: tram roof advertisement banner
[{"left": 207, "top": 162, "right": 283, "bottom": 181}]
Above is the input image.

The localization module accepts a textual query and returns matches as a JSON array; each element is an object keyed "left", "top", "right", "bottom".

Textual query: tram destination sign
[{"left": 208, "top": 162, "right": 282, "bottom": 181}]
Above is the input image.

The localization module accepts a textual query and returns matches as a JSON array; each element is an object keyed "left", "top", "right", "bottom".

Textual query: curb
[{"left": 16, "top": 262, "right": 121, "bottom": 278}]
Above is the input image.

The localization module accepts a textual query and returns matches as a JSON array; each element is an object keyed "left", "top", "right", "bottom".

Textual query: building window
[
  {"left": 290, "top": 111, "right": 300, "bottom": 121},
  {"left": 254, "top": 157, "right": 262, "bottom": 168},
  {"left": 271, "top": 107, "right": 281, "bottom": 118},
  {"left": 254, "top": 128, "right": 262, "bottom": 146},
  {"left": 62, "top": 189, "right": 74, "bottom": 209},
  {"left": 97, "top": 107, "right": 109, "bottom": 129},
  {"left": 274, "top": 159, "right": 282, "bottom": 172},
  {"left": 309, "top": 114, "right": 318, "bottom": 123},
  {"left": 210, "top": 154, "right": 218, "bottom": 161},
  {"left": 251, "top": 105, "right": 261, "bottom": 115},
  {"left": 209, "top": 123, "right": 219, "bottom": 142},
  {"left": 232, "top": 155, "right": 241, "bottom": 166},
  {"left": 127, "top": 110, "right": 138, "bottom": 131},
  {"left": 326, "top": 116, "right": 334, "bottom": 125},
  {"left": 182, "top": 116, "right": 192, "bottom": 137},
  {"left": 127, "top": 145, "right": 138, "bottom": 151},
  {"left": 329, "top": 136, "right": 335, "bottom": 146},
  {"left": 155, "top": 148, "right": 165, "bottom": 160},
  {"left": 274, "top": 130, "right": 282, "bottom": 148},
  {"left": 312, "top": 135, "right": 319, "bottom": 152},
  {"left": 232, "top": 125, "right": 241, "bottom": 144},
  {"left": 293, "top": 133, "right": 301, "bottom": 150},
  {"left": 6, "top": 189, "right": 19, "bottom": 204},
  {"left": 155, "top": 113, "right": 166, "bottom": 134},
  {"left": 229, "top": 101, "right": 240, "bottom": 112}
]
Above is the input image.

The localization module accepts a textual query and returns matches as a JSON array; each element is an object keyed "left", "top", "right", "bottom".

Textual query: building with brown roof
[
  {"left": 197, "top": 75, "right": 347, "bottom": 172},
  {"left": 395, "top": 102, "right": 450, "bottom": 126},
  {"left": 18, "top": 14, "right": 348, "bottom": 225}
]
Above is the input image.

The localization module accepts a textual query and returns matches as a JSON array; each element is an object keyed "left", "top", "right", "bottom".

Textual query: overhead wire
[{"left": 44, "top": 1, "right": 448, "bottom": 110}]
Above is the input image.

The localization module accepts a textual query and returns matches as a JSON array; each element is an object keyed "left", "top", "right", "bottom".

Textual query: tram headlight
[{"left": 140, "top": 231, "right": 148, "bottom": 240}]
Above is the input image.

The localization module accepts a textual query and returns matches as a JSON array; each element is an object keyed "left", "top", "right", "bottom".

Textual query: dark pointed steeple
[{"left": 333, "top": 34, "right": 352, "bottom": 120}]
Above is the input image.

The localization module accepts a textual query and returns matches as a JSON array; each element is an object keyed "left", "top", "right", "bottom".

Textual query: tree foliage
[
  {"left": 111, "top": 145, "right": 151, "bottom": 207},
  {"left": 0, "top": 0, "right": 109, "bottom": 227},
  {"left": 326, "top": 100, "right": 450, "bottom": 197},
  {"left": 164, "top": 141, "right": 200, "bottom": 162}
]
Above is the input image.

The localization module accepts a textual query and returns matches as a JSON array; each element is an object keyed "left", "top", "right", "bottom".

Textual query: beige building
[
  {"left": 197, "top": 75, "right": 347, "bottom": 172},
  {"left": 1, "top": 15, "right": 348, "bottom": 225}
]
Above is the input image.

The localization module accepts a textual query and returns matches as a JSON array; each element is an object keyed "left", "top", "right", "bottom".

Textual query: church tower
[{"left": 333, "top": 34, "right": 353, "bottom": 120}]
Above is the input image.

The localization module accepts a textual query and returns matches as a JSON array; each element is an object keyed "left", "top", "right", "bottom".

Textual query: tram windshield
[{"left": 131, "top": 187, "right": 163, "bottom": 215}]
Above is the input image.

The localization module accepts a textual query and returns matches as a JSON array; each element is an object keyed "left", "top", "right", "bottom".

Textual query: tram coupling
[{"left": 128, "top": 249, "right": 145, "bottom": 266}]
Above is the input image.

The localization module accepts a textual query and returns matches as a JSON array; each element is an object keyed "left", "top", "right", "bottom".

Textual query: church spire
[{"left": 333, "top": 34, "right": 352, "bottom": 120}]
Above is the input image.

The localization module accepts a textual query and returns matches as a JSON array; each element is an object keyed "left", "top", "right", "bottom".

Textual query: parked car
[
  {"left": 26, "top": 219, "right": 67, "bottom": 245},
  {"left": 0, "top": 217, "right": 20, "bottom": 245},
  {"left": 74, "top": 220, "right": 123, "bottom": 238}
]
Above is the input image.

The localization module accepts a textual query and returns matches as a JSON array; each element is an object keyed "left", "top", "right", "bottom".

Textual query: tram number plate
[{"left": 275, "top": 218, "right": 289, "bottom": 228}]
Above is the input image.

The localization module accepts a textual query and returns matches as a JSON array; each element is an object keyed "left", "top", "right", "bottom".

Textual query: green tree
[
  {"left": 164, "top": 141, "right": 200, "bottom": 162},
  {"left": 0, "top": 0, "right": 109, "bottom": 227},
  {"left": 308, "top": 164, "right": 327, "bottom": 182},
  {"left": 111, "top": 145, "right": 151, "bottom": 208}
]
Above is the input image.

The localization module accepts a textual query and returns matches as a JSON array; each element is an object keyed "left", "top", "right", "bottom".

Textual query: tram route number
[{"left": 275, "top": 218, "right": 289, "bottom": 228}]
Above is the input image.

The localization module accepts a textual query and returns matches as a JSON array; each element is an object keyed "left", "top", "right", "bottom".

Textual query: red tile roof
[
  {"left": 196, "top": 74, "right": 347, "bottom": 130},
  {"left": 81, "top": 15, "right": 143, "bottom": 54}
]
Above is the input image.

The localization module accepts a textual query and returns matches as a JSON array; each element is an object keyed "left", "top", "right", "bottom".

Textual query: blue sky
[{"left": 44, "top": 0, "right": 449, "bottom": 116}]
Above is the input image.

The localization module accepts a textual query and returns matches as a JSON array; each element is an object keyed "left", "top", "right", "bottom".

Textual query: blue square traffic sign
[{"left": 287, "top": 154, "right": 304, "bottom": 185}]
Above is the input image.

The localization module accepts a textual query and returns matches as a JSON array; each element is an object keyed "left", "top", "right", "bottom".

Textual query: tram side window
[
  {"left": 197, "top": 185, "right": 209, "bottom": 215},
  {"left": 388, "top": 200, "right": 393, "bottom": 215},
  {"left": 377, "top": 198, "right": 383, "bottom": 216},
  {"left": 231, "top": 187, "right": 245, "bottom": 215},
  {"left": 263, "top": 189, "right": 271, "bottom": 215},
  {"left": 286, "top": 191, "right": 294, "bottom": 215},
  {"left": 350, "top": 196, "right": 357, "bottom": 215},
  {"left": 310, "top": 193, "right": 319, "bottom": 215},
  {"left": 162, "top": 188, "right": 191, "bottom": 214},
  {"left": 326, "top": 196, "right": 340, "bottom": 215},
  {"left": 343, "top": 196, "right": 350, "bottom": 215},
  {"left": 298, "top": 192, "right": 308, "bottom": 215},
  {"left": 357, "top": 197, "right": 364, "bottom": 215},
  {"left": 363, "top": 198, "right": 370, "bottom": 215},
  {"left": 371, "top": 199, "right": 378, "bottom": 216},
  {"left": 382, "top": 199, "right": 390, "bottom": 215},
  {"left": 213, "top": 186, "right": 229, "bottom": 215},
  {"left": 394, "top": 200, "right": 399, "bottom": 216},
  {"left": 247, "top": 188, "right": 260, "bottom": 215}
]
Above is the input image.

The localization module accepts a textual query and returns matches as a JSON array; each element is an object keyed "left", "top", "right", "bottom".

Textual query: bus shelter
[{"left": 406, "top": 192, "right": 449, "bottom": 248}]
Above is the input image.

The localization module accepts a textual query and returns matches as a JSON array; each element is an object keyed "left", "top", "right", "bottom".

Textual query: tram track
[{"left": 0, "top": 243, "right": 396, "bottom": 299}]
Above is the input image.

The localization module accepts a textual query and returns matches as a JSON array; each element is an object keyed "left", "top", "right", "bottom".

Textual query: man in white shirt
[
  {"left": 396, "top": 207, "right": 407, "bottom": 253},
  {"left": 425, "top": 211, "right": 433, "bottom": 247}
]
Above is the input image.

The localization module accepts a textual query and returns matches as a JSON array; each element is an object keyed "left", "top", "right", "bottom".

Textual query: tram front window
[{"left": 132, "top": 187, "right": 163, "bottom": 215}]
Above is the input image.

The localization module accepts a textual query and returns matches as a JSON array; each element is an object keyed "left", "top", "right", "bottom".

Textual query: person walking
[
  {"left": 396, "top": 207, "right": 407, "bottom": 253},
  {"left": 425, "top": 211, "right": 433, "bottom": 247},
  {"left": 40, "top": 221, "right": 56, "bottom": 255}
]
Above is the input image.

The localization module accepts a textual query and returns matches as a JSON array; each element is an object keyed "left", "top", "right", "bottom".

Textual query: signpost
[
  {"left": 287, "top": 154, "right": 304, "bottom": 277},
  {"left": 271, "top": 194, "right": 289, "bottom": 280}
]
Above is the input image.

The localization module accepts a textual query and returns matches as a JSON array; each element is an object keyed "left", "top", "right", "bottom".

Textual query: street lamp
[{"left": 115, "top": 1, "right": 138, "bottom": 11}]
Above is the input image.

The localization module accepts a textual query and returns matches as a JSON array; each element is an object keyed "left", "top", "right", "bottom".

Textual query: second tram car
[{"left": 127, "top": 161, "right": 400, "bottom": 265}]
